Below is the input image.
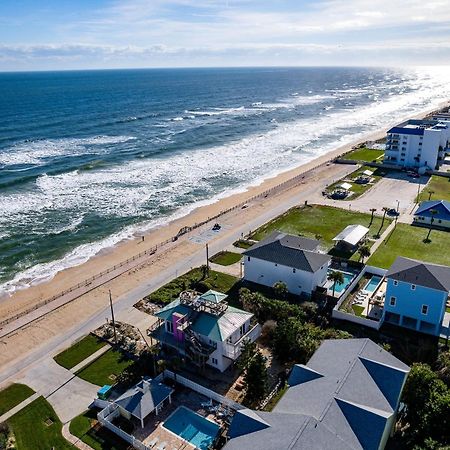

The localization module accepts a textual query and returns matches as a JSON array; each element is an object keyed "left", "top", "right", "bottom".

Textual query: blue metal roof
[
  {"left": 415, "top": 200, "right": 450, "bottom": 218},
  {"left": 387, "top": 126, "right": 424, "bottom": 136}
]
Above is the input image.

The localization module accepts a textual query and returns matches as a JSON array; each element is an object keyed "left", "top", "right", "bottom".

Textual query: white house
[
  {"left": 384, "top": 118, "right": 450, "bottom": 169},
  {"left": 243, "top": 232, "right": 331, "bottom": 296},
  {"left": 149, "top": 290, "right": 261, "bottom": 372}
]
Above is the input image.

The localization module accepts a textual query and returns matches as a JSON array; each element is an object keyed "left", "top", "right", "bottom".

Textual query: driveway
[{"left": 16, "top": 358, "right": 98, "bottom": 423}]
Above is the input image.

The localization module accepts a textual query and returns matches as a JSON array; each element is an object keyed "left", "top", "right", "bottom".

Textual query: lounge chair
[
  {"left": 157, "top": 442, "right": 167, "bottom": 450},
  {"left": 201, "top": 399, "right": 213, "bottom": 408},
  {"left": 148, "top": 438, "right": 159, "bottom": 448}
]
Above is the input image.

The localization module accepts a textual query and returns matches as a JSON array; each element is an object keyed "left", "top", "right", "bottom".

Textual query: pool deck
[{"left": 131, "top": 386, "right": 228, "bottom": 450}]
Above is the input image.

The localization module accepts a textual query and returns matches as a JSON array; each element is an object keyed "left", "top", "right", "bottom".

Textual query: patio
[
  {"left": 351, "top": 277, "right": 386, "bottom": 321},
  {"left": 128, "top": 384, "right": 231, "bottom": 450}
]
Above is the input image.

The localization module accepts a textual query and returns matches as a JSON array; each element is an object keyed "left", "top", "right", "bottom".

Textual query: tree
[
  {"left": 243, "top": 350, "right": 268, "bottom": 405},
  {"left": 357, "top": 245, "right": 371, "bottom": 263},
  {"left": 238, "top": 339, "right": 258, "bottom": 371},
  {"left": 327, "top": 270, "right": 344, "bottom": 298},
  {"left": 369, "top": 208, "right": 377, "bottom": 226},
  {"left": 425, "top": 209, "right": 438, "bottom": 242},
  {"left": 436, "top": 351, "right": 450, "bottom": 385},
  {"left": 273, "top": 281, "right": 288, "bottom": 299},
  {"left": 428, "top": 190, "right": 435, "bottom": 201},
  {"left": 380, "top": 206, "right": 389, "bottom": 230},
  {"left": 401, "top": 363, "right": 450, "bottom": 447},
  {"left": 260, "top": 320, "right": 277, "bottom": 344}
]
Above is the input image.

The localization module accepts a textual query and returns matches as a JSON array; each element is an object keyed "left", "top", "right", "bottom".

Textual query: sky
[{"left": 1, "top": 0, "right": 450, "bottom": 71}]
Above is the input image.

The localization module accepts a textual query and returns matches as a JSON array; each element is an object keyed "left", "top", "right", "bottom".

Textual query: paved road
[{"left": 0, "top": 163, "right": 354, "bottom": 421}]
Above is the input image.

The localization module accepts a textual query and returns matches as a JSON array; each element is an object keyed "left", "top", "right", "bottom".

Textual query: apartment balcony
[{"left": 222, "top": 323, "right": 261, "bottom": 361}]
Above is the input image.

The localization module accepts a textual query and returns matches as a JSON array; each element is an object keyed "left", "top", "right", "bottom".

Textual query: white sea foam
[
  {"left": 0, "top": 135, "right": 135, "bottom": 166},
  {"left": 1, "top": 67, "right": 450, "bottom": 295}
]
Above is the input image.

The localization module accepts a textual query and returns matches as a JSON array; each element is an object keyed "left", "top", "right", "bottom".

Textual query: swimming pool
[
  {"left": 363, "top": 275, "right": 382, "bottom": 292},
  {"left": 163, "top": 406, "right": 220, "bottom": 450},
  {"left": 331, "top": 271, "right": 354, "bottom": 294}
]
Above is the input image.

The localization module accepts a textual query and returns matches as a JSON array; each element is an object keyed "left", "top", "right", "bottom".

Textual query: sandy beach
[{"left": 0, "top": 100, "right": 448, "bottom": 371}]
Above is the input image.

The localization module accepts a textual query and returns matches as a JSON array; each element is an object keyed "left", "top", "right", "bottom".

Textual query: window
[
  {"left": 166, "top": 321, "right": 174, "bottom": 334},
  {"left": 274, "top": 263, "right": 278, "bottom": 267},
  {"left": 293, "top": 268, "right": 296, "bottom": 273},
  {"left": 421, "top": 305, "right": 428, "bottom": 315},
  {"left": 226, "top": 336, "right": 233, "bottom": 344},
  {"left": 393, "top": 280, "right": 398, "bottom": 286},
  {"left": 239, "top": 324, "right": 246, "bottom": 336},
  {"left": 211, "top": 358, "right": 218, "bottom": 365},
  {"left": 247, "top": 256, "right": 250, "bottom": 262},
  {"left": 401, "top": 158, "right": 405, "bottom": 161},
  {"left": 411, "top": 284, "right": 416, "bottom": 290},
  {"left": 390, "top": 296, "right": 396, "bottom": 307}
]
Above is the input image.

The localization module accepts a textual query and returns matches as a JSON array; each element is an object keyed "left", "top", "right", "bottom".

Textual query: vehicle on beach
[{"left": 212, "top": 223, "right": 221, "bottom": 231}]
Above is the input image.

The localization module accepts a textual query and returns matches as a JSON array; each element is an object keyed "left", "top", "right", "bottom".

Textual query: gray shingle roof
[
  {"left": 114, "top": 377, "right": 173, "bottom": 420},
  {"left": 224, "top": 339, "right": 410, "bottom": 450},
  {"left": 386, "top": 256, "right": 450, "bottom": 292},
  {"left": 243, "top": 231, "right": 330, "bottom": 272}
]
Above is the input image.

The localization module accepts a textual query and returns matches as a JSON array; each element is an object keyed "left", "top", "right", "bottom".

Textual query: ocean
[{"left": 1, "top": 66, "right": 449, "bottom": 294}]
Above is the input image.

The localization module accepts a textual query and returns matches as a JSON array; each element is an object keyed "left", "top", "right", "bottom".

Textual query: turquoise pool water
[
  {"left": 364, "top": 275, "right": 382, "bottom": 292},
  {"left": 331, "top": 271, "right": 354, "bottom": 294},
  {"left": 163, "top": 406, "right": 220, "bottom": 450}
]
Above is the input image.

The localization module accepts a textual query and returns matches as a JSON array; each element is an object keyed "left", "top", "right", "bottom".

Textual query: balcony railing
[{"left": 222, "top": 323, "right": 261, "bottom": 360}]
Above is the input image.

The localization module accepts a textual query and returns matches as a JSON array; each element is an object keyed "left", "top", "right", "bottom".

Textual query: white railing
[
  {"left": 97, "top": 403, "right": 152, "bottom": 450},
  {"left": 163, "top": 370, "right": 244, "bottom": 411},
  {"left": 222, "top": 323, "right": 261, "bottom": 360}
]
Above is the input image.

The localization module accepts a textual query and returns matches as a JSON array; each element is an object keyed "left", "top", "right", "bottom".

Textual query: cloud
[{"left": 1, "top": 0, "right": 450, "bottom": 69}]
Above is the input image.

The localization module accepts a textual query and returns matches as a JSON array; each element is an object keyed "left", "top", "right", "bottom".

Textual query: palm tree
[
  {"left": 425, "top": 209, "right": 438, "bottom": 242},
  {"left": 427, "top": 190, "right": 435, "bottom": 201},
  {"left": 327, "top": 270, "right": 344, "bottom": 297},
  {"left": 358, "top": 245, "right": 371, "bottom": 263},
  {"left": 380, "top": 207, "right": 389, "bottom": 229},
  {"left": 369, "top": 208, "right": 377, "bottom": 226}
]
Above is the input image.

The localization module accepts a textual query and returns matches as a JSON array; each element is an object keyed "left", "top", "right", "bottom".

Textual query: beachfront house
[
  {"left": 383, "top": 257, "right": 450, "bottom": 336},
  {"left": 148, "top": 290, "right": 260, "bottom": 372},
  {"left": 413, "top": 200, "right": 450, "bottom": 230},
  {"left": 332, "top": 224, "right": 370, "bottom": 253},
  {"left": 224, "top": 338, "right": 410, "bottom": 450},
  {"left": 242, "top": 232, "right": 330, "bottom": 297},
  {"left": 384, "top": 118, "right": 450, "bottom": 169}
]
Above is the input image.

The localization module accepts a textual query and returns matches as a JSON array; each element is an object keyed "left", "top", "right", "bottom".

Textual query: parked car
[
  {"left": 212, "top": 223, "right": 221, "bottom": 231},
  {"left": 387, "top": 208, "right": 399, "bottom": 217}
]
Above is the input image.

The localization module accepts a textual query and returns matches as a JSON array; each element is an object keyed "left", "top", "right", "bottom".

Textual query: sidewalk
[
  {"left": 70, "top": 344, "right": 111, "bottom": 374},
  {"left": 0, "top": 392, "right": 40, "bottom": 423},
  {"left": 62, "top": 422, "right": 94, "bottom": 450}
]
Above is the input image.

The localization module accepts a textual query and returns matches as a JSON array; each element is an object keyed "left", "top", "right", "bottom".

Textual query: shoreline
[{"left": 0, "top": 99, "right": 449, "bottom": 315}]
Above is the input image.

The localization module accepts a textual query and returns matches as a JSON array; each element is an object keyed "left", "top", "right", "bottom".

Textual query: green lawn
[
  {"left": 250, "top": 205, "right": 391, "bottom": 250},
  {"left": 325, "top": 165, "right": 385, "bottom": 200},
  {"left": 368, "top": 223, "right": 450, "bottom": 268},
  {"left": 0, "top": 383, "right": 35, "bottom": 416},
  {"left": 146, "top": 267, "right": 239, "bottom": 305},
  {"left": 233, "top": 239, "right": 254, "bottom": 249},
  {"left": 76, "top": 348, "right": 134, "bottom": 386},
  {"left": 70, "top": 409, "right": 129, "bottom": 450},
  {"left": 210, "top": 251, "right": 242, "bottom": 266},
  {"left": 54, "top": 334, "right": 107, "bottom": 370},
  {"left": 352, "top": 305, "right": 365, "bottom": 317},
  {"left": 418, "top": 175, "right": 450, "bottom": 202},
  {"left": 345, "top": 147, "right": 384, "bottom": 162},
  {"left": 8, "top": 396, "right": 71, "bottom": 450}
]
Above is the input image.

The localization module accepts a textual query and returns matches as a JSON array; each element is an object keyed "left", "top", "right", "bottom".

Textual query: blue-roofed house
[
  {"left": 414, "top": 199, "right": 450, "bottom": 230},
  {"left": 223, "top": 338, "right": 410, "bottom": 450},
  {"left": 114, "top": 377, "right": 174, "bottom": 428},
  {"left": 148, "top": 290, "right": 261, "bottom": 372},
  {"left": 383, "top": 256, "right": 450, "bottom": 336}
]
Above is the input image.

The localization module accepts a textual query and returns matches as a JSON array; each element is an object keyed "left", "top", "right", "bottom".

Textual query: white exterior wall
[
  {"left": 385, "top": 123, "right": 449, "bottom": 169},
  {"left": 243, "top": 256, "right": 328, "bottom": 296}
]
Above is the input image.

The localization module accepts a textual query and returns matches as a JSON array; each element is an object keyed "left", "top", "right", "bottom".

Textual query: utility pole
[
  {"left": 206, "top": 243, "right": 210, "bottom": 275},
  {"left": 109, "top": 290, "right": 118, "bottom": 346}
]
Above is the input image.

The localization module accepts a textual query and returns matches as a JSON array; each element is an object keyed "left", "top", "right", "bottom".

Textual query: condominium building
[{"left": 384, "top": 119, "right": 450, "bottom": 169}]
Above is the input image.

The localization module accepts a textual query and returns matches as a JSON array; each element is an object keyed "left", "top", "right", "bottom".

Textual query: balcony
[{"left": 222, "top": 323, "right": 261, "bottom": 360}]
